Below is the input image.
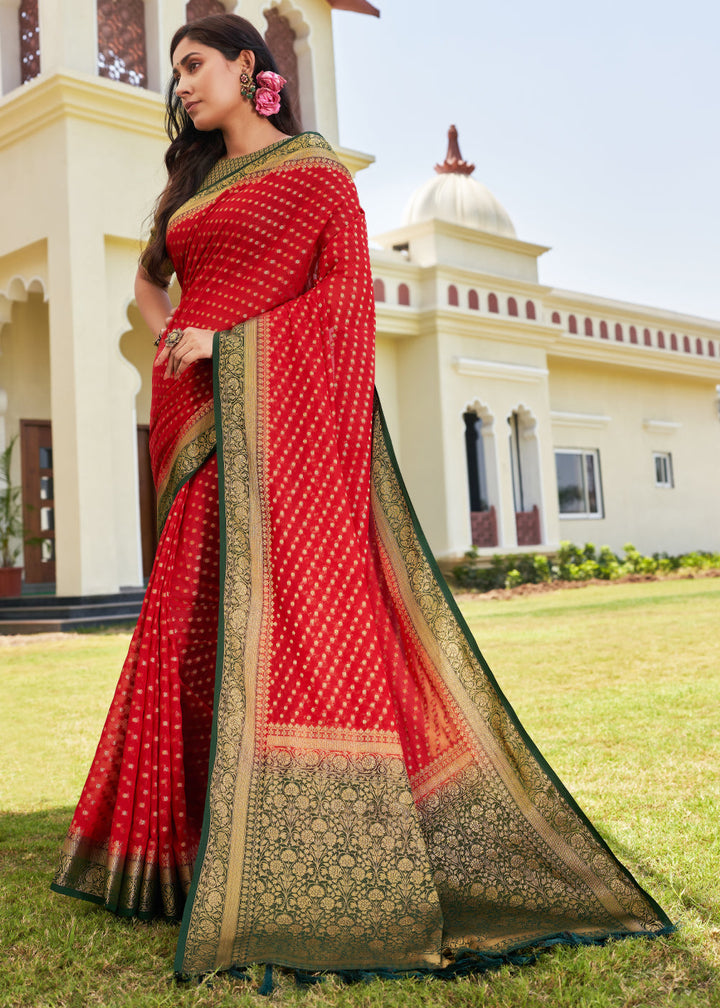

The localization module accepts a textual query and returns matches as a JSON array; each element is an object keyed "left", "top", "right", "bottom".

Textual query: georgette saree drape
[{"left": 52, "top": 133, "right": 672, "bottom": 977}]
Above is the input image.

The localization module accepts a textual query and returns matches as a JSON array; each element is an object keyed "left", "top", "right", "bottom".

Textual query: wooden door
[
  {"left": 20, "top": 420, "right": 55, "bottom": 584},
  {"left": 137, "top": 426, "right": 157, "bottom": 579}
]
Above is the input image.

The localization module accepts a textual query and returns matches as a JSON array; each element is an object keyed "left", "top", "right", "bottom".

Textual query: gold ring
[{"left": 165, "top": 328, "right": 183, "bottom": 348}]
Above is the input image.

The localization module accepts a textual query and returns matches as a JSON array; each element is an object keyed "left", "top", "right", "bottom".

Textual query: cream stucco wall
[
  {"left": 0, "top": 292, "right": 51, "bottom": 509},
  {"left": 549, "top": 359, "right": 720, "bottom": 554},
  {"left": 374, "top": 336, "right": 400, "bottom": 458}
]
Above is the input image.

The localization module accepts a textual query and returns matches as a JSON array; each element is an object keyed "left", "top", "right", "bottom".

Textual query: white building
[
  {"left": 372, "top": 127, "right": 720, "bottom": 559},
  {"left": 0, "top": 0, "right": 718, "bottom": 605},
  {"left": 0, "top": 0, "right": 375, "bottom": 597}
]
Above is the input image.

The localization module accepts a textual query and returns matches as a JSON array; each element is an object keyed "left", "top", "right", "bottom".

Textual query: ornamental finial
[{"left": 434, "top": 125, "right": 475, "bottom": 176}]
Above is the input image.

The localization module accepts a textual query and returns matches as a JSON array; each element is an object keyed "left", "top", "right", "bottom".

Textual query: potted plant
[{"left": 0, "top": 435, "right": 24, "bottom": 597}]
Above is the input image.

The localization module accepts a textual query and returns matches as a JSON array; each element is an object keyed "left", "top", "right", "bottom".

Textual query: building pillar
[
  {"left": 38, "top": 0, "right": 97, "bottom": 78},
  {"left": 0, "top": 0, "right": 21, "bottom": 95},
  {"left": 48, "top": 217, "right": 135, "bottom": 596},
  {"left": 146, "top": 0, "right": 186, "bottom": 93},
  {"left": 105, "top": 237, "right": 151, "bottom": 588},
  {"left": 496, "top": 420, "right": 518, "bottom": 549},
  {"left": 396, "top": 332, "right": 450, "bottom": 555}
]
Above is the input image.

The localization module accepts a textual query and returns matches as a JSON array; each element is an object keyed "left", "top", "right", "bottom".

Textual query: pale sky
[{"left": 331, "top": 0, "right": 720, "bottom": 322}]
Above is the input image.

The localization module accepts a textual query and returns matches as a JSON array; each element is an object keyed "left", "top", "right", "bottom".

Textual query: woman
[{"left": 52, "top": 13, "right": 672, "bottom": 980}]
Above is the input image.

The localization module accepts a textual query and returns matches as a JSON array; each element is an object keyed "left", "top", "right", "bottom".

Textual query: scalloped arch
[
  {"left": 2, "top": 274, "right": 48, "bottom": 303},
  {"left": 263, "top": 0, "right": 311, "bottom": 40},
  {"left": 464, "top": 398, "right": 495, "bottom": 433},
  {"left": 505, "top": 402, "right": 538, "bottom": 439}
]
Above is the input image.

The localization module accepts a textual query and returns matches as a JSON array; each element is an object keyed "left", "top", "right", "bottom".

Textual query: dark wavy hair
[{"left": 141, "top": 13, "right": 301, "bottom": 286}]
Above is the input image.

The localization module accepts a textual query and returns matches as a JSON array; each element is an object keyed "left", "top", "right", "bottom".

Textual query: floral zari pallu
[{"left": 52, "top": 134, "right": 673, "bottom": 976}]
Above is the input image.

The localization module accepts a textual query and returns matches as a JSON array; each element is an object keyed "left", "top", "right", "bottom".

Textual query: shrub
[
  {"left": 533, "top": 554, "right": 552, "bottom": 583},
  {"left": 505, "top": 569, "right": 523, "bottom": 589},
  {"left": 451, "top": 541, "right": 720, "bottom": 593}
]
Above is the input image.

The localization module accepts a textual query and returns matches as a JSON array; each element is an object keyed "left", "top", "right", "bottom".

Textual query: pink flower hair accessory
[{"left": 253, "top": 70, "right": 286, "bottom": 117}]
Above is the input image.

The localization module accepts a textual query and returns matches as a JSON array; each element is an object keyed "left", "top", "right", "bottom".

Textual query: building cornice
[
  {"left": 374, "top": 305, "right": 419, "bottom": 339},
  {"left": 643, "top": 419, "right": 682, "bottom": 433},
  {"left": 368, "top": 252, "right": 554, "bottom": 295},
  {"left": 431, "top": 266, "right": 553, "bottom": 297},
  {"left": 454, "top": 357, "right": 549, "bottom": 383},
  {"left": 551, "top": 411, "right": 612, "bottom": 429},
  {"left": 375, "top": 304, "right": 561, "bottom": 348},
  {"left": 373, "top": 219, "right": 551, "bottom": 259},
  {"left": 546, "top": 287, "right": 720, "bottom": 336},
  {"left": 326, "top": 0, "right": 380, "bottom": 14},
  {"left": 0, "top": 72, "right": 165, "bottom": 151},
  {"left": 549, "top": 332, "right": 720, "bottom": 379},
  {"left": 335, "top": 145, "right": 375, "bottom": 177}
]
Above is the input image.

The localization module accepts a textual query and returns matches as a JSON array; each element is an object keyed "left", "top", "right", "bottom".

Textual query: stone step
[
  {"left": 0, "top": 614, "right": 140, "bottom": 635},
  {"left": 0, "top": 601, "right": 142, "bottom": 621},
  {"left": 0, "top": 589, "right": 145, "bottom": 634},
  {"left": 0, "top": 589, "right": 145, "bottom": 610}
]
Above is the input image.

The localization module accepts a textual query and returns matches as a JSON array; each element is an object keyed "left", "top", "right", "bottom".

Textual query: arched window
[
  {"left": 97, "top": 0, "right": 147, "bottom": 87},
  {"left": 615, "top": 323, "right": 623, "bottom": 341},
  {"left": 468, "top": 289, "right": 479, "bottom": 310},
  {"left": 488, "top": 293, "right": 499, "bottom": 313},
  {"left": 629, "top": 326, "right": 638, "bottom": 344},
  {"left": 525, "top": 300, "right": 536, "bottom": 320},
  {"left": 695, "top": 338, "right": 703, "bottom": 355},
  {"left": 584, "top": 318, "right": 593, "bottom": 337},
  {"left": 683, "top": 335, "right": 691, "bottom": 353},
  {"left": 599, "top": 321, "right": 608, "bottom": 339},
  {"left": 643, "top": 328, "right": 652, "bottom": 346},
  {"left": 186, "top": 0, "right": 224, "bottom": 19},
  {"left": 507, "top": 297, "right": 518, "bottom": 317},
  {"left": 670, "top": 332, "right": 678, "bottom": 351},
  {"left": 373, "top": 278, "right": 385, "bottom": 302},
  {"left": 568, "top": 314, "right": 577, "bottom": 334},
  {"left": 398, "top": 283, "right": 410, "bottom": 306},
  {"left": 19, "top": 0, "right": 41, "bottom": 84},
  {"left": 551, "top": 311, "right": 561, "bottom": 325},
  {"left": 464, "top": 407, "right": 499, "bottom": 548},
  {"left": 657, "top": 331, "right": 665, "bottom": 349},
  {"left": 448, "top": 285, "right": 459, "bottom": 307},
  {"left": 264, "top": 7, "right": 302, "bottom": 127},
  {"left": 708, "top": 342, "right": 716, "bottom": 358}
]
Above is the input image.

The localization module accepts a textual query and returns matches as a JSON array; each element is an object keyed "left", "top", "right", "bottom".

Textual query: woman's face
[{"left": 171, "top": 37, "right": 251, "bottom": 132}]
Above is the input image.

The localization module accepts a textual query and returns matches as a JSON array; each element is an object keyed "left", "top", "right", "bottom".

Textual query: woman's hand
[{"left": 157, "top": 326, "right": 215, "bottom": 379}]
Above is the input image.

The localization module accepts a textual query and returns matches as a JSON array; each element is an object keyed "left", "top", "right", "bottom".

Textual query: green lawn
[{"left": 1, "top": 578, "right": 718, "bottom": 1007}]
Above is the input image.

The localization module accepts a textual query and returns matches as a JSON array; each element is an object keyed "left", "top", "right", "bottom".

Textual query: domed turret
[{"left": 403, "top": 126, "right": 516, "bottom": 238}]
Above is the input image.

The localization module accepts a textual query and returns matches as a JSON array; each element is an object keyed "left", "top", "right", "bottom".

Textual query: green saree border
[
  {"left": 49, "top": 882, "right": 159, "bottom": 922},
  {"left": 175, "top": 319, "right": 266, "bottom": 975},
  {"left": 370, "top": 390, "right": 674, "bottom": 933},
  {"left": 197, "top": 132, "right": 335, "bottom": 197},
  {"left": 169, "top": 133, "right": 341, "bottom": 231},
  {"left": 174, "top": 329, "right": 234, "bottom": 974},
  {"left": 156, "top": 422, "right": 217, "bottom": 535}
]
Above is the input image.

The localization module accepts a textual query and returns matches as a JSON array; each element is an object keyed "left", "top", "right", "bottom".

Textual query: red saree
[{"left": 52, "top": 133, "right": 672, "bottom": 975}]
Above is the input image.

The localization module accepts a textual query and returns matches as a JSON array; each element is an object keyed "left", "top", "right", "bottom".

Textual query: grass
[{"left": 1, "top": 578, "right": 719, "bottom": 1007}]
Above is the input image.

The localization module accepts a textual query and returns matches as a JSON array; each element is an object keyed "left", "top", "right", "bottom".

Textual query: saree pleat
[
  {"left": 53, "top": 133, "right": 672, "bottom": 976},
  {"left": 51, "top": 458, "right": 220, "bottom": 918}
]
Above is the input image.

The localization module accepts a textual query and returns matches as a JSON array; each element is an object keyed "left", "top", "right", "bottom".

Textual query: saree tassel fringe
[
  {"left": 175, "top": 924, "right": 678, "bottom": 992},
  {"left": 258, "top": 964, "right": 276, "bottom": 996}
]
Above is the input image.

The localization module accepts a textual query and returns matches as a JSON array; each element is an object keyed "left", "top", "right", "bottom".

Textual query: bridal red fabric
[{"left": 52, "top": 133, "right": 672, "bottom": 975}]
